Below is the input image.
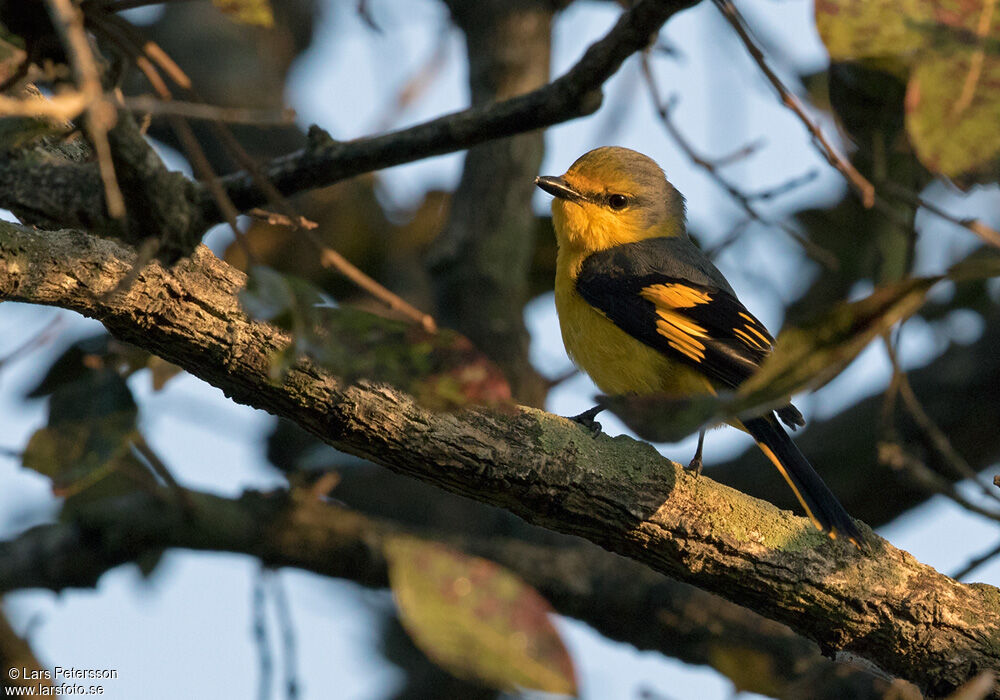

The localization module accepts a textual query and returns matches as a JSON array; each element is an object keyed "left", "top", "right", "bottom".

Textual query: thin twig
[
  {"left": 883, "top": 336, "right": 1000, "bottom": 508},
  {"left": 544, "top": 368, "right": 579, "bottom": 390},
  {"left": 356, "top": 0, "right": 383, "bottom": 33},
  {"left": 705, "top": 218, "right": 751, "bottom": 259},
  {"left": 744, "top": 169, "right": 819, "bottom": 201},
  {"left": 268, "top": 572, "right": 300, "bottom": 700},
  {"left": 0, "top": 91, "right": 87, "bottom": 120},
  {"left": 132, "top": 434, "right": 195, "bottom": 512},
  {"left": 951, "top": 0, "right": 996, "bottom": 118},
  {"left": 252, "top": 570, "right": 274, "bottom": 700},
  {"left": 879, "top": 180, "right": 1000, "bottom": 250},
  {"left": 89, "top": 12, "right": 255, "bottom": 262},
  {"left": 375, "top": 26, "right": 450, "bottom": 131},
  {"left": 640, "top": 54, "right": 839, "bottom": 269},
  {"left": 96, "top": 9, "right": 436, "bottom": 331},
  {"left": 45, "top": 0, "right": 126, "bottom": 219},
  {"left": 246, "top": 209, "right": 318, "bottom": 231},
  {"left": 878, "top": 441, "right": 1000, "bottom": 524},
  {"left": 952, "top": 539, "right": 1000, "bottom": 581},
  {"left": 711, "top": 138, "right": 765, "bottom": 168},
  {"left": 122, "top": 96, "right": 296, "bottom": 124},
  {"left": 712, "top": 0, "right": 875, "bottom": 209},
  {"left": 208, "top": 116, "right": 438, "bottom": 332},
  {"left": 0, "top": 316, "right": 64, "bottom": 371}
]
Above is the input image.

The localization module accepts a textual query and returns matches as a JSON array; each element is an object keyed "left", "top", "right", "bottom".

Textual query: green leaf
[
  {"left": 384, "top": 537, "right": 577, "bottom": 696},
  {"left": 212, "top": 0, "right": 273, "bottom": 27},
  {"left": 22, "top": 352, "right": 159, "bottom": 506},
  {"left": 947, "top": 249, "right": 1000, "bottom": 282},
  {"left": 907, "top": 45, "right": 1000, "bottom": 185},
  {"left": 735, "top": 276, "right": 940, "bottom": 408},
  {"left": 815, "top": 0, "right": 1000, "bottom": 184},
  {"left": 814, "top": 0, "right": 929, "bottom": 61}
]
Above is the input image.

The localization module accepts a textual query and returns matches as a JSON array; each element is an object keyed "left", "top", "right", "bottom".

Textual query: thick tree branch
[
  {"left": 0, "top": 223, "right": 997, "bottom": 697},
  {"left": 0, "top": 488, "right": 896, "bottom": 700}
]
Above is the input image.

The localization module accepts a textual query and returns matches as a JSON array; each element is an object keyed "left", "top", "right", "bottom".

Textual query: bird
[{"left": 535, "top": 146, "right": 865, "bottom": 547}]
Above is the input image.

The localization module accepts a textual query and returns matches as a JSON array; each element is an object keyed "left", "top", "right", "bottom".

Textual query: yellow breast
[{"left": 554, "top": 248, "right": 713, "bottom": 397}]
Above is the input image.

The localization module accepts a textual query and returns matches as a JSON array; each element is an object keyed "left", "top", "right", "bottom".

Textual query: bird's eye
[{"left": 607, "top": 194, "right": 629, "bottom": 211}]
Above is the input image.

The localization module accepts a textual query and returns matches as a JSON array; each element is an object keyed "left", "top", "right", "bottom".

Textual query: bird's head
[{"left": 535, "top": 146, "right": 686, "bottom": 253}]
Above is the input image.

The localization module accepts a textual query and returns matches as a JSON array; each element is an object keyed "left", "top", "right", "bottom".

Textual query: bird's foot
[
  {"left": 686, "top": 429, "right": 706, "bottom": 476},
  {"left": 569, "top": 405, "right": 603, "bottom": 437},
  {"left": 685, "top": 456, "right": 703, "bottom": 477}
]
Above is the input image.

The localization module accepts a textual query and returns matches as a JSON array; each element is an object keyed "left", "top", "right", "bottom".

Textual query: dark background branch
[
  {"left": 0, "top": 486, "right": 898, "bottom": 700},
  {"left": 194, "top": 0, "right": 700, "bottom": 229},
  {"left": 428, "top": 0, "right": 554, "bottom": 404}
]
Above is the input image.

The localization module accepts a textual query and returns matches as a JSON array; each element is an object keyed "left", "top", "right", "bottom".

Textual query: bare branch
[
  {"left": 953, "top": 540, "right": 1000, "bottom": 582},
  {"left": 197, "top": 0, "right": 702, "bottom": 225},
  {"left": 122, "top": 96, "right": 296, "bottom": 125},
  {"left": 711, "top": 0, "right": 875, "bottom": 208},
  {"left": 46, "top": 0, "right": 126, "bottom": 218},
  {"left": 640, "top": 55, "right": 838, "bottom": 269},
  {"left": 0, "top": 90, "right": 86, "bottom": 119},
  {"left": 879, "top": 180, "right": 1000, "bottom": 250}
]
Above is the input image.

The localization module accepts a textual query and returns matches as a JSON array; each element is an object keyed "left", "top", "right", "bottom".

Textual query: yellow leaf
[
  {"left": 212, "top": 0, "right": 273, "bottom": 27},
  {"left": 384, "top": 537, "right": 577, "bottom": 695}
]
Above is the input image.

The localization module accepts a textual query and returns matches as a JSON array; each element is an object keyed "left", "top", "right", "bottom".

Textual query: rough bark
[{"left": 0, "top": 222, "right": 997, "bottom": 697}]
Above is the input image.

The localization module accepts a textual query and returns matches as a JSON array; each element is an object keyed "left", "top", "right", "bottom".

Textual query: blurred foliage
[
  {"left": 3, "top": 0, "right": 1000, "bottom": 696},
  {"left": 240, "top": 266, "right": 512, "bottom": 410},
  {"left": 377, "top": 610, "right": 500, "bottom": 700},
  {"left": 225, "top": 177, "right": 447, "bottom": 309},
  {"left": 816, "top": 0, "right": 1000, "bottom": 185},
  {"left": 20, "top": 336, "right": 164, "bottom": 511},
  {"left": 385, "top": 536, "right": 577, "bottom": 696},
  {"left": 213, "top": 0, "right": 274, "bottom": 27}
]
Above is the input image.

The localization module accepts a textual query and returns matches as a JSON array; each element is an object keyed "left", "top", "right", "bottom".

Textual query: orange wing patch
[
  {"left": 654, "top": 312, "right": 707, "bottom": 361},
  {"left": 737, "top": 312, "right": 772, "bottom": 351},
  {"left": 641, "top": 283, "right": 712, "bottom": 309},
  {"left": 641, "top": 284, "right": 711, "bottom": 362}
]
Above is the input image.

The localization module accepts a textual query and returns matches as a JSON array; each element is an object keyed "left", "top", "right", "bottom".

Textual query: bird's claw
[
  {"left": 685, "top": 456, "right": 703, "bottom": 477},
  {"left": 569, "top": 406, "right": 603, "bottom": 437}
]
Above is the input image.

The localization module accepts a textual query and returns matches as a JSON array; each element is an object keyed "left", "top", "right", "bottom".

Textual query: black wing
[{"left": 575, "top": 242, "right": 776, "bottom": 391}]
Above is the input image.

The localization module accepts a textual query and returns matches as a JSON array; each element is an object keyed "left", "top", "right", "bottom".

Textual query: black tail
[{"left": 743, "top": 415, "right": 866, "bottom": 548}]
